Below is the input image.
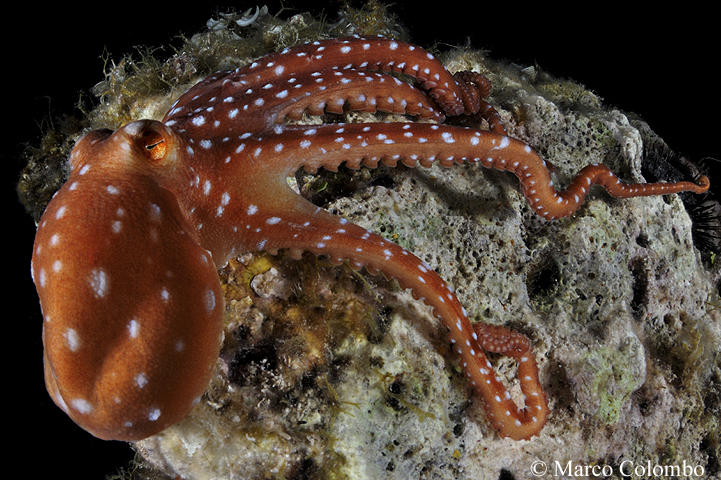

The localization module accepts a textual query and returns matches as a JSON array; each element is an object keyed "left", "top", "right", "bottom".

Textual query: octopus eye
[
  {"left": 141, "top": 130, "right": 167, "bottom": 161},
  {"left": 122, "top": 120, "right": 176, "bottom": 166}
]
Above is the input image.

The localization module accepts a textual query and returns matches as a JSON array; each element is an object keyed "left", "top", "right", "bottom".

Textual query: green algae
[{"left": 583, "top": 345, "right": 644, "bottom": 425}]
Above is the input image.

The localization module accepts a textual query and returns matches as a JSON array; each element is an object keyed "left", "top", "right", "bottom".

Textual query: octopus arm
[
  {"left": 271, "top": 69, "right": 445, "bottom": 121},
  {"left": 258, "top": 123, "right": 709, "bottom": 219},
  {"left": 164, "top": 36, "right": 470, "bottom": 128},
  {"left": 167, "top": 69, "right": 445, "bottom": 135},
  {"left": 215, "top": 185, "right": 548, "bottom": 439}
]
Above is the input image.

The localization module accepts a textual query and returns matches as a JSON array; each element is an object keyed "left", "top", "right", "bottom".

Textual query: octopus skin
[{"left": 29, "top": 36, "right": 709, "bottom": 442}]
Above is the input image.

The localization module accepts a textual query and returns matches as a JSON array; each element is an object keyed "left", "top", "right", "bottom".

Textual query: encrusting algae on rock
[{"left": 20, "top": 2, "right": 720, "bottom": 479}]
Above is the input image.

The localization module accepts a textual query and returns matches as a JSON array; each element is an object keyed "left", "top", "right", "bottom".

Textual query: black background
[{"left": 5, "top": 1, "right": 717, "bottom": 478}]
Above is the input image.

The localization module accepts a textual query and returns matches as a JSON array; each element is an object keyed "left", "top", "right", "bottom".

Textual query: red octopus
[{"left": 30, "top": 36, "right": 709, "bottom": 441}]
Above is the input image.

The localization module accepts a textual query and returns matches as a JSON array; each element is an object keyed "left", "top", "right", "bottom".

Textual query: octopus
[{"left": 30, "top": 36, "right": 709, "bottom": 442}]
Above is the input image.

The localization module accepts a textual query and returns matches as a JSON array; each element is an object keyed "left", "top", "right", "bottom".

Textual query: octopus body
[{"left": 30, "top": 36, "right": 709, "bottom": 442}]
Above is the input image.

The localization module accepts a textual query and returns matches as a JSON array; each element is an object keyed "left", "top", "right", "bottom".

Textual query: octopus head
[{"left": 31, "top": 119, "right": 224, "bottom": 441}]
